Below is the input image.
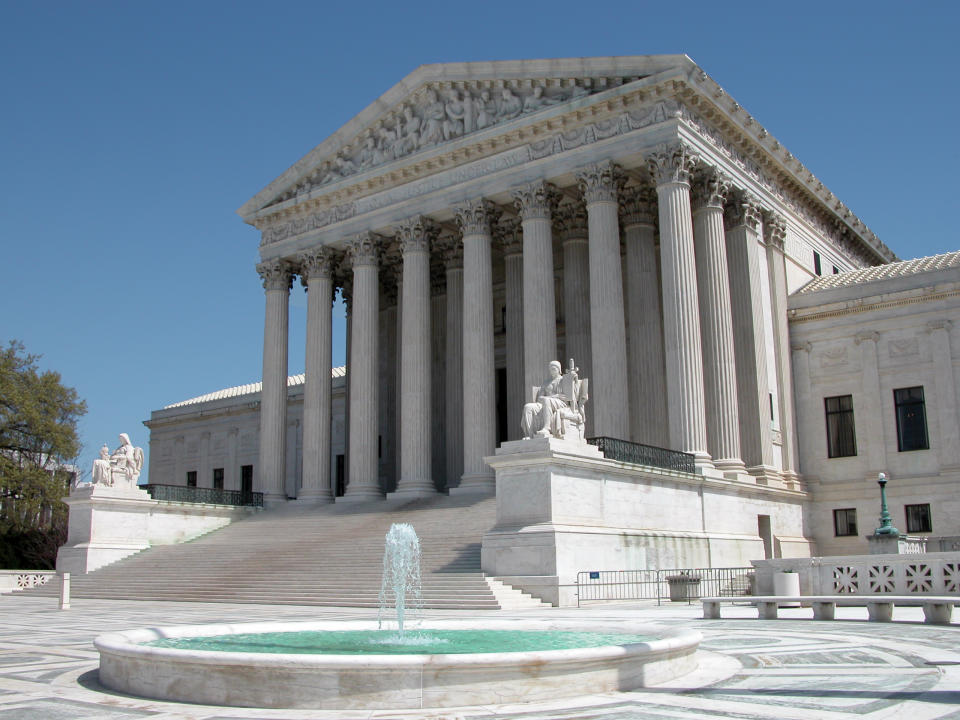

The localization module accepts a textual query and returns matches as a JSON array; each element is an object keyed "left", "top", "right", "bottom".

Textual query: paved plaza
[{"left": 0, "top": 594, "right": 957, "bottom": 719}]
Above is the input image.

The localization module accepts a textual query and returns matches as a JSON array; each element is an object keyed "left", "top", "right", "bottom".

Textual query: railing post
[{"left": 59, "top": 572, "right": 70, "bottom": 610}]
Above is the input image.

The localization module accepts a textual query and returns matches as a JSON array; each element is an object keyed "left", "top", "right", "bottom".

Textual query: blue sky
[{"left": 2, "top": 1, "right": 957, "bottom": 481}]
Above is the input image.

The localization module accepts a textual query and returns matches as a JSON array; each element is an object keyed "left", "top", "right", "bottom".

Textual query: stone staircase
[{"left": 30, "top": 493, "right": 546, "bottom": 610}]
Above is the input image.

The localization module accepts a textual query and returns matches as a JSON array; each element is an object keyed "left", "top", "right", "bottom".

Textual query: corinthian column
[
  {"left": 391, "top": 215, "right": 436, "bottom": 498},
  {"left": 620, "top": 185, "right": 668, "bottom": 447},
  {"left": 442, "top": 237, "right": 464, "bottom": 487},
  {"left": 497, "top": 218, "right": 525, "bottom": 440},
  {"left": 725, "top": 193, "right": 774, "bottom": 477},
  {"left": 341, "top": 232, "right": 382, "bottom": 502},
  {"left": 454, "top": 199, "right": 499, "bottom": 493},
  {"left": 298, "top": 247, "right": 335, "bottom": 503},
  {"left": 692, "top": 170, "right": 743, "bottom": 473},
  {"left": 575, "top": 161, "right": 629, "bottom": 438},
  {"left": 256, "top": 258, "right": 293, "bottom": 503},
  {"left": 513, "top": 181, "right": 559, "bottom": 393},
  {"left": 556, "top": 202, "right": 591, "bottom": 375},
  {"left": 649, "top": 145, "right": 711, "bottom": 467}
]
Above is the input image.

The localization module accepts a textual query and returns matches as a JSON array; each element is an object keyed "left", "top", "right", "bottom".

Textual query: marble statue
[
  {"left": 91, "top": 444, "right": 112, "bottom": 485},
  {"left": 521, "top": 359, "right": 589, "bottom": 442},
  {"left": 419, "top": 90, "right": 446, "bottom": 146},
  {"left": 108, "top": 433, "right": 145, "bottom": 488},
  {"left": 443, "top": 90, "right": 466, "bottom": 140},
  {"left": 395, "top": 106, "right": 421, "bottom": 156},
  {"left": 497, "top": 88, "right": 522, "bottom": 121}
]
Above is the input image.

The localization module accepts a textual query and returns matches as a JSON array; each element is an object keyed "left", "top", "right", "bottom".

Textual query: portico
[{"left": 240, "top": 56, "right": 893, "bottom": 503}]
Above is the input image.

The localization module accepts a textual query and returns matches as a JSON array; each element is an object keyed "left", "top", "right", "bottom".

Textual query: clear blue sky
[{"left": 2, "top": 1, "right": 957, "bottom": 481}]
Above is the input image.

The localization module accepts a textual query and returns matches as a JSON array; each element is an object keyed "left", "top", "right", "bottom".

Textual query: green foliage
[{"left": 0, "top": 341, "right": 86, "bottom": 567}]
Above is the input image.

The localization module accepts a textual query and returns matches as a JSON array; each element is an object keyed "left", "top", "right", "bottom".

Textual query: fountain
[{"left": 94, "top": 523, "right": 702, "bottom": 709}]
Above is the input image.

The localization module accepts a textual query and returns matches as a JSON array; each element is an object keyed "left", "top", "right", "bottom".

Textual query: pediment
[{"left": 238, "top": 55, "right": 693, "bottom": 220}]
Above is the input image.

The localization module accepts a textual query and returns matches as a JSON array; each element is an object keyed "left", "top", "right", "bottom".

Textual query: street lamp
[{"left": 873, "top": 472, "right": 899, "bottom": 536}]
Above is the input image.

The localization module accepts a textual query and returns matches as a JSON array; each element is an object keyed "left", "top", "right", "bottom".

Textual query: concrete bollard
[{"left": 59, "top": 572, "right": 70, "bottom": 610}]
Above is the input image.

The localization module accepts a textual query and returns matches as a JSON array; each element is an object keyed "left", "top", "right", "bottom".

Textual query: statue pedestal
[
  {"left": 867, "top": 533, "right": 928, "bottom": 555},
  {"left": 56, "top": 484, "right": 156, "bottom": 574}
]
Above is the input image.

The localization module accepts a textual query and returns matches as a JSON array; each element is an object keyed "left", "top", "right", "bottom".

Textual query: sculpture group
[
  {"left": 521, "top": 360, "right": 589, "bottom": 443},
  {"left": 88, "top": 433, "right": 145, "bottom": 489}
]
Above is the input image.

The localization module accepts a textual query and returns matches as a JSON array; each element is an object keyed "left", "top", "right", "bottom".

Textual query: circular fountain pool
[{"left": 96, "top": 618, "right": 701, "bottom": 709}]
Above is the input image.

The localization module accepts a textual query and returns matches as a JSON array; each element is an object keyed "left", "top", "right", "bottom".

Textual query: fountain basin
[{"left": 96, "top": 618, "right": 701, "bottom": 709}]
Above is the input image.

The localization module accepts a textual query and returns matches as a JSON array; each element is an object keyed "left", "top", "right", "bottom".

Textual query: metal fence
[
  {"left": 586, "top": 437, "right": 696, "bottom": 474},
  {"left": 575, "top": 567, "right": 755, "bottom": 606},
  {"left": 141, "top": 484, "right": 264, "bottom": 508}
]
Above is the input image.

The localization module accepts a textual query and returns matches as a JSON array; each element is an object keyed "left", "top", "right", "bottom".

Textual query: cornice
[{"left": 788, "top": 287, "right": 960, "bottom": 324}]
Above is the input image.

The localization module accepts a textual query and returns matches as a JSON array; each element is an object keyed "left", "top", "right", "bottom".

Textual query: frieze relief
[
  {"left": 274, "top": 78, "right": 631, "bottom": 205},
  {"left": 818, "top": 345, "right": 849, "bottom": 369},
  {"left": 260, "top": 99, "right": 681, "bottom": 247},
  {"left": 887, "top": 337, "right": 920, "bottom": 359}
]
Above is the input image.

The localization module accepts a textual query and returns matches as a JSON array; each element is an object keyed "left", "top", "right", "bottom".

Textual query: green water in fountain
[{"left": 146, "top": 629, "right": 653, "bottom": 655}]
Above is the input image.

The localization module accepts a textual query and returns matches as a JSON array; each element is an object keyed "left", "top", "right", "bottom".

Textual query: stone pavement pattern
[{"left": 0, "top": 595, "right": 958, "bottom": 719}]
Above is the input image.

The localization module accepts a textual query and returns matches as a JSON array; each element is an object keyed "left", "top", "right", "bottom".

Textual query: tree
[{"left": 0, "top": 341, "right": 86, "bottom": 568}]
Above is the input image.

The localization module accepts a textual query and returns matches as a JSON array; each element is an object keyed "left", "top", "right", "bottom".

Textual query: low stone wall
[
  {"left": 0, "top": 570, "right": 56, "bottom": 595},
  {"left": 56, "top": 485, "right": 257, "bottom": 575},
  {"left": 752, "top": 552, "right": 960, "bottom": 595}
]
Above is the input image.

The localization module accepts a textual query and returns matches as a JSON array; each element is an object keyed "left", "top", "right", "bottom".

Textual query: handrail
[
  {"left": 575, "top": 567, "right": 755, "bottom": 606},
  {"left": 586, "top": 436, "right": 696, "bottom": 473},
  {"left": 141, "top": 484, "right": 263, "bottom": 508}
]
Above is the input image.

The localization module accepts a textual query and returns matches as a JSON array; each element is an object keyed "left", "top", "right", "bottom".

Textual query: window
[
  {"left": 813, "top": 251, "right": 822, "bottom": 276},
  {"left": 894, "top": 386, "right": 929, "bottom": 452},
  {"left": 825, "top": 395, "right": 857, "bottom": 458},
  {"left": 186, "top": 471, "right": 197, "bottom": 487},
  {"left": 213, "top": 468, "right": 224, "bottom": 490},
  {"left": 905, "top": 503, "right": 932, "bottom": 533},
  {"left": 833, "top": 508, "right": 858, "bottom": 537}
]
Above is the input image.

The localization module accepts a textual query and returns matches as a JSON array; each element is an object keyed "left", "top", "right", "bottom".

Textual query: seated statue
[
  {"left": 90, "top": 444, "right": 112, "bottom": 485},
  {"left": 520, "top": 359, "right": 589, "bottom": 443},
  {"left": 109, "top": 433, "right": 145, "bottom": 488}
]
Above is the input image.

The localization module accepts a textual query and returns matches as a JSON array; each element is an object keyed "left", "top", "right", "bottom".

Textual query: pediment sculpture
[{"left": 521, "top": 359, "right": 589, "bottom": 443}]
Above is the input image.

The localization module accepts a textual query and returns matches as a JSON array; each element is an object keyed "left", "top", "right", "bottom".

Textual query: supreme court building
[{"left": 145, "top": 56, "right": 960, "bottom": 559}]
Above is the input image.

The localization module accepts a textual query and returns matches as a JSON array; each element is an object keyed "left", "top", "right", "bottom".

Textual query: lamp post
[{"left": 874, "top": 472, "right": 899, "bottom": 536}]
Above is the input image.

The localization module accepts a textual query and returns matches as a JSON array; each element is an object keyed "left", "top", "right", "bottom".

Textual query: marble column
[
  {"left": 379, "top": 280, "right": 398, "bottom": 493},
  {"left": 513, "top": 181, "right": 559, "bottom": 393},
  {"left": 557, "top": 202, "right": 591, "bottom": 375},
  {"left": 575, "top": 162, "right": 629, "bottom": 439},
  {"left": 725, "top": 193, "right": 774, "bottom": 477},
  {"left": 692, "top": 170, "right": 743, "bottom": 473},
  {"left": 454, "top": 199, "right": 499, "bottom": 492},
  {"left": 927, "top": 320, "right": 960, "bottom": 469},
  {"left": 430, "top": 266, "right": 447, "bottom": 487},
  {"left": 298, "top": 248, "right": 335, "bottom": 503},
  {"left": 855, "top": 330, "right": 886, "bottom": 477},
  {"left": 227, "top": 428, "right": 238, "bottom": 491},
  {"left": 199, "top": 432, "right": 210, "bottom": 487},
  {"left": 763, "top": 215, "right": 800, "bottom": 484},
  {"left": 648, "top": 146, "right": 711, "bottom": 467},
  {"left": 256, "top": 259, "right": 293, "bottom": 502},
  {"left": 342, "top": 232, "right": 382, "bottom": 502},
  {"left": 620, "top": 185, "right": 668, "bottom": 448},
  {"left": 442, "top": 237, "right": 465, "bottom": 487},
  {"left": 391, "top": 216, "right": 436, "bottom": 497},
  {"left": 499, "top": 218, "right": 525, "bottom": 439},
  {"left": 173, "top": 435, "right": 184, "bottom": 485},
  {"left": 790, "top": 342, "right": 814, "bottom": 466}
]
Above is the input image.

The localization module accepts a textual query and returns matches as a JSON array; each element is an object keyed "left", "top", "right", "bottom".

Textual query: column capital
[
  {"left": 724, "top": 191, "right": 763, "bottom": 232},
  {"left": 454, "top": 199, "right": 500, "bottom": 236},
  {"left": 437, "top": 233, "right": 464, "bottom": 270},
  {"left": 647, "top": 142, "right": 699, "bottom": 186},
  {"left": 347, "top": 231, "right": 381, "bottom": 268},
  {"left": 575, "top": 160, "right": 624, "bottom": 204},
  {"left": 791, "top": 341, "right": 813, "bottom": 354},
  {"left": 692, "top": 168, "right": 731, "bottom": 212},
  {"left": 555, "top": 200, "right": 589, "bottom": 242},
  {"left": 256, "top": 259, "right": 294, "bottom": 292},
  {"left": 927, "top": 318, "right": 953, "bottom": 333},
  {"left": 297, "top": 247, "right": 335, "bottom": 284},
  {"left": 619, "top": 184, "right": 658, "bottom": 228},
  {"left": 493, "top": 216, "right": 523, "bottom": 257},
  {"left": 394, "top": 215, "right": 438, "bottom": 255},
  {"left": 511, "top": 180, "right": 560, "bottom": 221},
  {"left": 854, "top": 330, "right": 880, "bottom": 345},
  {"left": 763, "top": 212, "right": 788, "bottom": 250}
]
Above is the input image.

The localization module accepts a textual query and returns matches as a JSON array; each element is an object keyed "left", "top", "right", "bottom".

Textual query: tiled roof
[
  {"left": 164, "top": 367, "right": 346, "bottom": 409},
  {"left": 794, "top": 251, "right": 960, "bottom": 295}
]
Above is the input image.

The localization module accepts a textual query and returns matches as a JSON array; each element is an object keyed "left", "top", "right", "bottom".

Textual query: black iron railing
[
  {"left": 576, "top": 567, "right": 755, "bottom": 606},
  {"left": 141, "top": 484, "right": 263, "bottom": 508},
  {"left": 586, "top": 436, "right": 696, "bottom": 473}
]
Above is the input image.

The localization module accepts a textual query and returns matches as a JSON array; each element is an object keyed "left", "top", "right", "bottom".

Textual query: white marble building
[{"left": 144, "top": 56, "right": 960, "bottom": 562}]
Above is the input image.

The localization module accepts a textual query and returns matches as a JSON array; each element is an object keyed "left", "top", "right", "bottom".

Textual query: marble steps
[{"left": 37, "top": 493, "right": 510, "bottom": 608}]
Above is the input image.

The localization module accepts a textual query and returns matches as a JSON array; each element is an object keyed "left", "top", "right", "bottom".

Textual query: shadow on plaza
[{"left": 653, "top": 686, "right": 960, "bottom": 705}]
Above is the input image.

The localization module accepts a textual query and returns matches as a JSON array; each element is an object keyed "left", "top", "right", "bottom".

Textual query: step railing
[
  {"left": 586, "top": 437, "right": 696, "bottom": 474},
  {"left": 575, "top": 566, "right": 754, "bottom": 606},
  {"left": 141, "top": 484, "right": 263, "bottom": 507}
]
